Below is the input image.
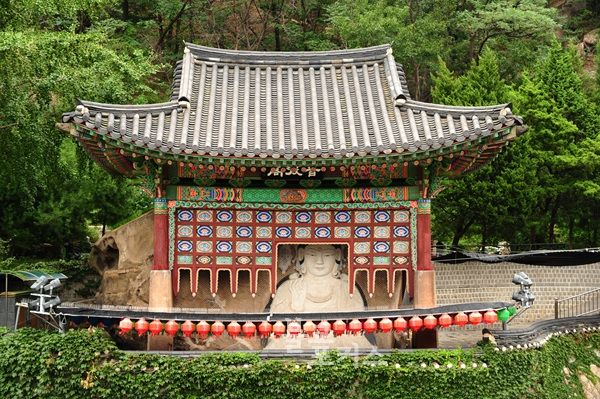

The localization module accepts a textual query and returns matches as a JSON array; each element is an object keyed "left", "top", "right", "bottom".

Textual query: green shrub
[{"left": 0, "top": 328, "right": 599, "bottom": 398}]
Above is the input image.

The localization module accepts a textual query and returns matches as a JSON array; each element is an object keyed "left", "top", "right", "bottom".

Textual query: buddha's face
[{"left": 301, "top": 245, "right": 339, "bottom": 277}]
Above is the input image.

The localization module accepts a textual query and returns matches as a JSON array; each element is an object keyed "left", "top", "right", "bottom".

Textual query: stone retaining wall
[{"left": 435, "top": 261, "right": 600, "bottom": 324}]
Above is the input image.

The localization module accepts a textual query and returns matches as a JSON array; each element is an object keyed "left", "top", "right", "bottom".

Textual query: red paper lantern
[
  {"left": 332, "top": 320, "right": 346, "bottom": 336},
  {"left": 379, "top": 318, "right": 393, "bottom": 333},
  {"left": 438, "top": 313, "right": 452, "bottom": 328},
  {"left": 149, "top": 319, "right": 163, "bottom": 336},
  {"left": 303, "top": 321, "right": 317, "bottom": 337},
  {"left": 423, "top": 315, "right": 437, "bottom": 330},
  {"left": 483, "top": 310, "right": 498, "bottom": 324},
  {"left": 408, "top": 316, "right": 423, "bottom": 332},
  {"left": 242, "top": 322, "right": 256, "bottom": 338},
  {"left": 134, "top": 318, "right": 149, "bottom": 336},
  {"left": 196, "top": 321, "right": 210, "bottom": 339},
  {"left": 393, "top": 317, "right": 407, "bottom": 333},
  {"left": 227, "top": 321, "right": 242, "bottom": 338},
  {"left": 181, "top": 320, "right": 195, "bottom": 337},
  {"left": 363, "top": 318, "right": 378, "bottom": 334},
  {"left": 348, "top": 319, "right": 362, "bottom": 335},
  {"left": 317, "top": 320, "right": 331, "bottom": 337},
  {"left": 273, "top": 321, "right": 286, "bottom": 337},
  {"left": 258, "top": 321, "right": 272, "bottom": 338},
  {"left": 288, "top": 321, "right": 302, "bottom": 336},
  {"left": 211, "top": 321, "right": 226, "bottom": 337},
  {"left": 469, "top": 312, "right": 482, "bottom": 325},
  {"left": 454, "top": 312, "right": 468, "bottom": 327},
  {"left": 119, "top": 318, "right": 133, "bottom": 335},
  {"left": 165, "top": 320, "right": 179, "bottom": 337}
]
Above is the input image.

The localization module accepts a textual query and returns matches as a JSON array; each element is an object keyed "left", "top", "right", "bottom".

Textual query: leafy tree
[
  {"left": 433, "top": 43, "right": 600, "bottom": 249},
  {"left": 0, "top": 0, "right": 596, "bottom": 257},
  {"left": 326, "top": 0, "right": 559, "bottom": 100},
  {"left": 513, "top": 43, "right": 600, "bottom": 246},
  {"left": 327, "top": 0, "right": 452, "bottom": 100},
  {"left": 453, "top": 0, "right": 557, "bottom": 67},
  {"left": 431, "top": 49, "right": 538, "bottom": 248},
  {"left": 0, "top": 0, "right": 117, "bottom": 31},
  {"left": 0, "top": 28, "right": 156, "bottom": 256}
]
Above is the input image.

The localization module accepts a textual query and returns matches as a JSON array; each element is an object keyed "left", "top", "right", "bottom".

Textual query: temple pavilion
[{"left": 62, "top": 44, "right": 524, "bottom": 317}]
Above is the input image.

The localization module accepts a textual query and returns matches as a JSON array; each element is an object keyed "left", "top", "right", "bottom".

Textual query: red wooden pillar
[
  {"left": 414, "top": 199, "right": 435, "bottom": 308},
  {"left": 148, "top": 197, "right": 172, "bottom": 308},
  {"left": 148, "top": 197, "right": 173, "bottom": 350},
  {"left": 153, "top": 198, "right": 169, "bottom": 271},
  {"left": 416, "top": 199, "right": 432, "bottom": 271}
]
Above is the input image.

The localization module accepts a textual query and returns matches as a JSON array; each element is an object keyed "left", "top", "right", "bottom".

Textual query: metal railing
[{"left": 555, "top": 288, "right": 600, "bottom": 319}]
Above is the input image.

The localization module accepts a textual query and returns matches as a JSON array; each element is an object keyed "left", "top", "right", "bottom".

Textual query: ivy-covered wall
[{"left": 0, "top": 327, "right": 598, "bottom": 399}]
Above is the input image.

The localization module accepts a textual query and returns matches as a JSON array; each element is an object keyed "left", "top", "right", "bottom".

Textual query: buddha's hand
[{"left": 289, "top": 278, "right": 306, "bottom": 312}]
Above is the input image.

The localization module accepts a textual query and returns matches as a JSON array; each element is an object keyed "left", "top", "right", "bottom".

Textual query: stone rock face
[
  {"left": 577, "top": 28, "right": 598, "bottom": 78},
  {"left": 579, "top": 364, "right": 600, "bottom": 399},
  {"left": 89, "top": 212, "right": 153, "bottom": 306},
  {"left": 583, "top": 28, "right": 599, "bottom": 46}
]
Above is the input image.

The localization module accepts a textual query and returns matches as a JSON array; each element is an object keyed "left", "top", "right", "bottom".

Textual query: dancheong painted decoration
[{"left": 61, "top": 43, "right": 525, "bottom": 322}]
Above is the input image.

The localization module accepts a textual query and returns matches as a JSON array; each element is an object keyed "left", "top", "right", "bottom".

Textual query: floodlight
[
  {"left": 29, "top": 298, "right": 40, "bottom": 310},
  {"left": 30, "top": 276, "right": 49, "bottom": 291},
  {"left": 512, "top": 272, "right": 532, "bottom": 287},
  {"left": 512, "top": 290, "right": 535, "bottom": 306},
  {"left": 511, "top": 272, "right": 535, "bottom": 307},
  {"left": 42, "top": 296, "right": 61, "bottom": 310},
  {"left": 43, "top": 279, "right": 62, "bottom": 293}
]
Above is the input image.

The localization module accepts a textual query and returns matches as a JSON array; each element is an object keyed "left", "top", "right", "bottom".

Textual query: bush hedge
[{"left": 0, "top": 328, "right": 599, "bottom": 398}]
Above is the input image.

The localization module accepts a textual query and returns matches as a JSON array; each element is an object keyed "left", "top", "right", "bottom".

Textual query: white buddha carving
[{"left": 271, "top": 245, "right": 364, "bottom": 313}]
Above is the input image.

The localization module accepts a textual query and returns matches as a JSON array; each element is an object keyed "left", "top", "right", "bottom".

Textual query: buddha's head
[{"left": 296, "top": 245, "right": 342, "bottom": 278}]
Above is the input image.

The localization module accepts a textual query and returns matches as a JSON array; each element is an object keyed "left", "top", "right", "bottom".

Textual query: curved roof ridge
[
  {"left": 78, "top": 100, "right": 180, "bottom": 113},
  {"left": 185, "top": 43, "right": 392, "bottom": 65},
  {"left": 404, "top": 99, "right": 514, "bottom": 116}
]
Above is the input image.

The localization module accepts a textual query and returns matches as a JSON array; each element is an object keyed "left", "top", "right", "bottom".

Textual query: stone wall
[{"left": 435, "top": 261, "right": 600, "bottom": 324}]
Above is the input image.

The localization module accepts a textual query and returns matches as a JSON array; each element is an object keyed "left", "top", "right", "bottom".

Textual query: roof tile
[{"left": 63, "top": 44, "right": 522, "bottom": 161}]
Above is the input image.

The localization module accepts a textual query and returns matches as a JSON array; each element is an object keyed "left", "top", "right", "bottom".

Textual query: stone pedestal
[
  {"left": 148, "top": 270, "right": 173, "bottom": 350},
  {"left": 414, "top": 269, "right": 436, "bottom": 309},
  {"left": 148, "top": 270, "right": 173, "bottom": 310},
  {"left": 413, "top": 268, "right": 437, "bottom": 348}
]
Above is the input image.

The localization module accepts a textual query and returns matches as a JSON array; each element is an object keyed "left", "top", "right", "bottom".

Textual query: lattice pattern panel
[{"left": 172, "top": 208, "right": 413, "bottom": 297}]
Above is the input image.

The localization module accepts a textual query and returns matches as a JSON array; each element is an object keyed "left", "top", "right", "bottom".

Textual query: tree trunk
[
  {"left": 122, "top": 0, "right": 129, "bottom": 21},
  {"left": 451, "top": 216, "right": 474, "bottom": 249},
  {"left": 548, "top": 196, "right": 560, "bottom": 244},
  {"left": 413, "top": 63, "right": 421, "bottom": 101},
  {"left": 155, "top": 0, "right": 190, "bottom": 53},
  {"left": 480, "top": 220, "right": 488, "bottom": 252},
  {"left": 568, "top": 216, "right": 574, "bottom": 249},
  {"left": 272, "top": 0, "right": 281, "bottom": 51}
]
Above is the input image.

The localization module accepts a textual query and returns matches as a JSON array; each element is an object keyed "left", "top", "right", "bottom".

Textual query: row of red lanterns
[{"left": 118, "top": 310, "right": 499, "bottom": 337}]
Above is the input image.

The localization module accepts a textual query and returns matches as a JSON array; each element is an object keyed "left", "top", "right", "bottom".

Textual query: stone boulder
[
  {"left": 577, "top": 28, "right": 598, "bottom": 77},
  {"left": 89, "top": 211, "right": 153, "bottom": 306},
  {"left": 583, "top": 28, "right": 599, "bottom": 47}
]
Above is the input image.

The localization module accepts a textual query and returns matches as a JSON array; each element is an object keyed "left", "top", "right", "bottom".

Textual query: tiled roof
[{"left": 63, "top": 44, "right": 523, "bottom": 161}]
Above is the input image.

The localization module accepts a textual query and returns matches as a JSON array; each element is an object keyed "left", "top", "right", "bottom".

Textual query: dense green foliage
[
  {"left": 0, "top": 10, "right": 157, "bottom": 257},
  {"left": 0, "top": 0, "right": 598, "bottom": 257},
  {"left": 432, "top": 42, "right": 600, "bottom": 249},
  {"left": 0, "top": 328, "right": 599, "bottom": 398}
]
